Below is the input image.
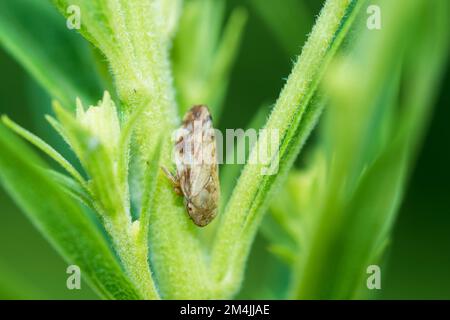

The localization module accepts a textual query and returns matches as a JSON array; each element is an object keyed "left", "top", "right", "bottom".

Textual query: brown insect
[{"left": 162, "top": 105, "right": 220, "bottom": 227}]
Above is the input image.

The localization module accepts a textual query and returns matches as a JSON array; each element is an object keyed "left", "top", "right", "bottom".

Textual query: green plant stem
[
  {"left": 292, "top": 0, "right": 447, "bottom": 299},
  {"left": 51, "top": 0, "right": 182, "bottom": 299},
  {"left": 105, "top": 215, "right": 160, "bottom": 300},
  {"left": 0, "top": 125, "right": 142, "bottom": 299},
  {"left": 210, "top": 0, "right": 363, "bottom": 298}
]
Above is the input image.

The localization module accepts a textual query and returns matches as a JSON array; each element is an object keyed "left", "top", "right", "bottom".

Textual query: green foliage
[
  {"left": 0, "top": 0, "right": 103, "bottom": 107},
  {"left": 261, "top": 0, "right": 450, "bottom": 299},
  {"left": 211, "top": 0, "right": 362, "bottom": 297},
  {"left": 0, "top": 125, "right": 141, "bottom": 299},
  {"left": 172, "top": 0, "right": 247, "bottom": 117},
  {"left": 0, "top": 0, "right": 448, "bottom": 300}
]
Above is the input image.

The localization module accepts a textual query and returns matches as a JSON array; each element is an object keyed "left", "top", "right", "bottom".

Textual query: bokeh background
[{"left": 0, "top": 0, "right": 449, "bottom": 299}]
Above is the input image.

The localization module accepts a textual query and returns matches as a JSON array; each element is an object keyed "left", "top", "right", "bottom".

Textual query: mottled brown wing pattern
[{"left": 164, "top": 105, "right": 220, "bottom": 227}]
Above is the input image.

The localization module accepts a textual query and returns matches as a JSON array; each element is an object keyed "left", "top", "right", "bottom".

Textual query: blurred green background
[{"left": 0, "top": 0, "right": 449, "bottom": 299}]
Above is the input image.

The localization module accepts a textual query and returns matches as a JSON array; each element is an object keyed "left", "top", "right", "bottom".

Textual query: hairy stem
[{"left": 210, "top": 0, "right": 363, "bottom": 297}]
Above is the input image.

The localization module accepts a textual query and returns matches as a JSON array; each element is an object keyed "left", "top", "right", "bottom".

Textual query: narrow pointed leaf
[{"left": 0, "top": 124, "right": 141, "bottom": 299}]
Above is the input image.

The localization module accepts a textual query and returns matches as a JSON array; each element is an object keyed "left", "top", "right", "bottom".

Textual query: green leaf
[
  {"left": 51, "top": 100, "right": 126, "bottom": 219},
  {"left": 335, "top": 133, "right": 409, "bottom": 298},
  {"left": 210, "top": 0, "right": 363, "bottom": 298},
  {"left": 293, "top": 0, "right": 450, "bottom": 299},
  {"left": 47, "top": 169, "right": 95, "bottom": 212},
  {"left": 0, "top": 0, "right": 103, "bottom": 108},
  {"left": 173, "top": 0, "right": 247, "bottom": 118},
  {"left": 2, "top": 115, "right": 87, "bottom": 187},
  {"left": 51, "top": 2, "right": 179, "bottom": 208},
  {"left": 51, "top": 99, "right": 160, "bottom": 299},
  {"left": 0, "top": 124, "right": 141, "bottom": 299}
]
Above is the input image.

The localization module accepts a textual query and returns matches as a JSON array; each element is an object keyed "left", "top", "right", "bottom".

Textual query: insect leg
[{"left": 160, "top": 166, "right": 183, "bottom": 195}]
